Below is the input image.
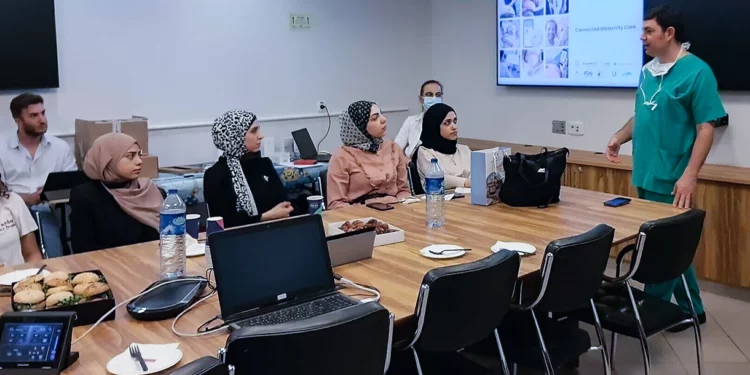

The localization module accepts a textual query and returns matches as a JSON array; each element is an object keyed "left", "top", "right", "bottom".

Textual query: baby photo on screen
[
  {"left": 546, "top": 0, "right": 568, "bottom": 15},
  {"left": 499, "top": 0, "right": 522, "bottom": 19},
  {"left": 499, "top": 19, "right": 521, "bottom": 48},
  {"left": 545, "top": 17, "right": 569, "bottom": 47},
  {"left": 522, "top": 0, "right": 545, "bottom": 17},
  {"left": 522, "top": 49, "right": 544, "bottom": 78},
  {"left": 545, "top": 48, "right": 569, "bottom": 79},
  {"left": 499, "top": 50, "right": 521, "bottom": 78}
]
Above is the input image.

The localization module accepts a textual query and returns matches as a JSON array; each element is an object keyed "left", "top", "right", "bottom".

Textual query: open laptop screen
[
  {"left": 291, "top": 128, "right": 318, "bottom": 160},
  {"left": 209, "top": 215, "right": 334, "bottom": 320}
]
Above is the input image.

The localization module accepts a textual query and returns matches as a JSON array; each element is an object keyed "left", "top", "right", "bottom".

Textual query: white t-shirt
[
  {"left": 394, "top": 113, "right": 424, "bottom": 158},
  {"left": 0, "top": 192, "right": 38, "bottom": 267}
]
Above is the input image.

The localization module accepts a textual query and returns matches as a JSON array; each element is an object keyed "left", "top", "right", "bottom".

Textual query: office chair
[
  {"left": 219, "top": 302, "right": 393, "bottom": 374},
  {"left": 34, "top": 211, "right": 64, "bottom": 259},
  {"left": 166, "top": 356, "right": 233, "bottom": 375},
  {"left": 407, "top": 149, "right": 425, "bottom": 196},
  {"left": 499, "top": 225, "right": 614, "bottom": 375},
  {"left": 570, "top": 209, "right": 707, "bottom": 375},
  {"left": 316, "top": 169, "right": 328, "bottom": 209},
  {"left": 395, "top": 250, "right": 520, "bottom": 375}
]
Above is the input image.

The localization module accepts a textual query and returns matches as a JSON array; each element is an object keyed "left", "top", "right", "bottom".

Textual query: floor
[{"left": 572, "top": 266, "right": 750, "bottom": 375}]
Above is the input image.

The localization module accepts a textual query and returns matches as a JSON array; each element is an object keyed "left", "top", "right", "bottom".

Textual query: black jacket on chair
[{"left": 69, "top": 181, "right": 159, "bottom": 253}]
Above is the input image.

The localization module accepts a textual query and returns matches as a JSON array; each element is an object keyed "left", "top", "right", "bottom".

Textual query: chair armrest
[{"left": 602, "top": 244, "right": 636, "bottom": 284}]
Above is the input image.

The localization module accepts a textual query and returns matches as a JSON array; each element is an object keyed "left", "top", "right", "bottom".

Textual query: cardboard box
[
  {"left": 141, "top": 155, "right": 159, "bottom": 179},
  {"left": 470, "top": 147, "right": 511, "bottom": 206},
  {"left": 74, "top": 116, "right": 149, "bottom": 168},
  {"left": 327, "top": 218, "right": 405, "bottom": 247}
]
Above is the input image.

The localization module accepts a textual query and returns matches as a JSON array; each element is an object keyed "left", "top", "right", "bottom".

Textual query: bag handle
[{"left": 517, "top": 154, "right": 551, "bottom": 187}]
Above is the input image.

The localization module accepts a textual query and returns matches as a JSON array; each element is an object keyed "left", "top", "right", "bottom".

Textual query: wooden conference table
[{"left": 0, "top": 187, "right": 682, "bottom": 374}]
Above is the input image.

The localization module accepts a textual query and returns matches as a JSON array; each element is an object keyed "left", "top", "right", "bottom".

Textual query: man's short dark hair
[
  {"left": 644, "top": 5, "right": 685, "bottom": 43},
  {"left": 420, "top": 80, "right": 443, "bottom": 96},
  {"left": 10, "top": 93, "right": 44, "bottom": 119}
]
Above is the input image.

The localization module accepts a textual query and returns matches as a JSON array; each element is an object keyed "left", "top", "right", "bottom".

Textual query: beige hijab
[{"left": 83, "top": 133, "right": 163, "bottom": 230}]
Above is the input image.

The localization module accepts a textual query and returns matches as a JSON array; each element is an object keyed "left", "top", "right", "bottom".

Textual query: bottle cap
[
  {"left": 168, "top": 189, "right": 178, "bottom": 194},
  {"left": 431, "top": 158, "right": 438, "bottom": 163}
]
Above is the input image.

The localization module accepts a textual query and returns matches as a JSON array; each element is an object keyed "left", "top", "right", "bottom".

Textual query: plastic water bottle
[
  {"left": 160, "top": 189, "right": 187, "bottom": 279},
  {"left": 425, "top": 158, "right": 445, "bottom": 228}
]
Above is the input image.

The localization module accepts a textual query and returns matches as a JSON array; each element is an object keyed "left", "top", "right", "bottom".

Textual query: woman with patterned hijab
[
  {"left": 203, "top": 110, "right": 294, "bottom": 228},
  {"left": 326, "top": 101, "right": 411, "bottom": 209}
]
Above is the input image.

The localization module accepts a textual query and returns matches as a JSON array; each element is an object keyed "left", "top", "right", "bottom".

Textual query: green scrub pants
[{"left": 637, "top": 188, "right": 705, "bottom": 315}]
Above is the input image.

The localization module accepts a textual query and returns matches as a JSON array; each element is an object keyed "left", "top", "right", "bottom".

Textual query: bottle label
[
  {"left": 425, "top": 177, "right": 445, "bottom": 195},
  {"left": 160, "top": 213, "right": 186, "bottom": 235}
]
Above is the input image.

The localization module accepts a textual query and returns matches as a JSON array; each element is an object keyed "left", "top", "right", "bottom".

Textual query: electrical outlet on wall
[
  {"left": 317, "top": 101, "right": 326, "bottom": 112},
  {"left": 552, "top": 120, "right": 566, "bottom": 134},
  {"left": 567, "top": 121, "right": 584, "bottom": 136}
]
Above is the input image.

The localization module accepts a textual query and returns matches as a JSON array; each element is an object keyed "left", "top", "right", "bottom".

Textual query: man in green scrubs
[{"left": 605, "top": 6, "right": 726, "bottom": 331}]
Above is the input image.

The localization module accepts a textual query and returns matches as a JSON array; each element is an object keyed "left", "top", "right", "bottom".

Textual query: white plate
[
  {"left": 420, "top": 244, "right": 467, "bottom": 259},
  {"left": 186, "top": 244, "right": 205, "bottom": 257},
  {"left": 0, "top": 269, "right": 52, "bottom": 286},
  {"left": 491, "top": 241, "right": 537, "bottom": 255},
  {"left": 106, "top": 349, "right": 183, "bottom": 375}
]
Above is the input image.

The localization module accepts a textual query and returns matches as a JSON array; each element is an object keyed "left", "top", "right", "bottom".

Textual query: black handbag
[{"left": 500, "top": 147, "right": 569, "bottom": 207}]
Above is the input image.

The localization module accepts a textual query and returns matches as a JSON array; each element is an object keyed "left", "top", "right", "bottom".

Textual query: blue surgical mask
[{"left": 422, "top": 96, "right": 442, "bottom": 111}]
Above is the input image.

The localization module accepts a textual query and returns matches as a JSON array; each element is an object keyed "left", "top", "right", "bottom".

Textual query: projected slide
[{"left": 498, "top": 0, "right": 644, "bottom": 88}]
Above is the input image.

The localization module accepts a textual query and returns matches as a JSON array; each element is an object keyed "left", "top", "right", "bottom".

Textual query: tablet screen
[{"left": 0, "top": 322, "right": 64, "bottom": 365}]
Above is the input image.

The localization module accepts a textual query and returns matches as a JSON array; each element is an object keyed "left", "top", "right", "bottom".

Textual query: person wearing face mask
[
  {"left": 605, "top": 6, "right": 726, "bottom": 331},
  {"left": 394, "top": 80, "right": 444, "bottom": 158},
  {"left": 70, "top": 133, "right": 164, "bottom": 253},
  {"left": 416, "top": 103, "right": 472, "bottom": 190},
  {"left": 327, "top": 101, "right": 411, "bottom": 210},
  {"left": 203, "top": 110, "right": 296, "bottom": 228}
]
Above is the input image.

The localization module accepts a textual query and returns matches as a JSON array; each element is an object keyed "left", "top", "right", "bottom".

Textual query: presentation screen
[{"left": 497, "top": 0, "right": 644, "bottom": 88}]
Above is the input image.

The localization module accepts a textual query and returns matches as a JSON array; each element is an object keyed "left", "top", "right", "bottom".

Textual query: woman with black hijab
[
  {"left": 416, "top": 103, "right": 472, "bottom": 190},
  {"left": 203, "top": 110, "right": 296, "bottom": 228}
]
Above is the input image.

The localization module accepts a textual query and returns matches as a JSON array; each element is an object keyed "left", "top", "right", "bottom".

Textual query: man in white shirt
[
  {"left": 0, "top": 94, "right": 77, "bottom": 256},
  {"left": 394, "top": 80, "right": 444, "bottom": 158}
]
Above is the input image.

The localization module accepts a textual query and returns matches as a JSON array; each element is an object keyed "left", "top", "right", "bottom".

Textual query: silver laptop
[{"left": 326, "top": 227, "right": 376, "bottom": 267}]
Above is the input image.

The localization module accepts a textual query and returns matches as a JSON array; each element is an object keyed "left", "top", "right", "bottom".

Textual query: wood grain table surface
[{"left": 0, "top": 187, "right": 683, "bottom": 374}]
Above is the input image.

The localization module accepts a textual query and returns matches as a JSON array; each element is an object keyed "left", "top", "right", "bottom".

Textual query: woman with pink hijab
[{"left": 70, "top": 133, "right": 164, "bottom": 253}]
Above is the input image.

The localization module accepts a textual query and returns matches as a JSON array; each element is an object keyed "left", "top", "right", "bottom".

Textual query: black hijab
[{"left": 420, "top": 103, "right": 458, "bottom": 155}]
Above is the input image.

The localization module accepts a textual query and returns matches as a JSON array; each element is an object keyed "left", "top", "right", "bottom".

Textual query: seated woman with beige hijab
[
  {"left": 326, "top": 100, "right": 411, "bottom": 209},
  {"left": 70, "top": 133, "right": 164, "bottom": 253}
]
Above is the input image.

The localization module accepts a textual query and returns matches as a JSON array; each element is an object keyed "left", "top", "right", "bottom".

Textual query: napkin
[
  {"left": 118, "top": 343, "right": 179, "bottom": 371},
  {"left": 186, "top": 234, "right": 198, "bottom": 247},
  {"left": 455, "top": 187, "right": 471, "bottom": 194}
]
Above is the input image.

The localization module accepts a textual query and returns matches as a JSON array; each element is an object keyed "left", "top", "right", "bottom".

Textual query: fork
[
  {"left": 429, "top": 248, "right": 472, "bottom": 255},
  {"left": 129, "top": 344, "right": 148, "bottom": 371}
]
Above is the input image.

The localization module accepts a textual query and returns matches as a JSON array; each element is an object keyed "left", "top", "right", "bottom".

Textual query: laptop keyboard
[{"left": 236, "top": 294, "right": 357, "bottom": 327}]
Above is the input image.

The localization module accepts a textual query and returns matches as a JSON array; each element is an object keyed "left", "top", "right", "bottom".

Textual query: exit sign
[{"left": 290, "top": 14, "right": 312, "bottom": 29}]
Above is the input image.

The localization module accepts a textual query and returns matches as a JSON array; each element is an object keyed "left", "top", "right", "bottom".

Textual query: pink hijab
[{"left": 83, "top": 133, "right": 163, "bottom": 229}]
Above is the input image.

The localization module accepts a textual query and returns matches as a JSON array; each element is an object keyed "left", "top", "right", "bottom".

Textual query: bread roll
[
  {"left": 44, "top": 271, "right": 70, "bottom": 287},
  {"left": 13, "top": 290, "right": 46, "bottom": 311},
  {"left": 46, "top": 285, "right": 73, "bottom": 296},
  {"left": 46, "top": 291, "right": 74, "bottom": 307},
  {"left": 73, "top": 282, "right": 110, "bottom": 297},
  {"left": 18, "top": 274, "right": 44, "bottom": 285},
  {"left": 71, "top": 272, "right": 99, "bottom": 285},
  {"left": 13, "top": 282, "right": 43, "bottom": 293}
]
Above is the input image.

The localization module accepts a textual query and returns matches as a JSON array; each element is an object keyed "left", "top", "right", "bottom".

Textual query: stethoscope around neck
[{"left": 639, "top": 42, "right": 690, "bottom": 111}]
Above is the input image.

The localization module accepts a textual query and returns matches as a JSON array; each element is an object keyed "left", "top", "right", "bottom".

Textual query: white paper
[
  {"left": 278, "top": 162, "right": 319, "bottom": 169},
  {"left": 455, "top": 187, "right": 471, "bottom": 194}
]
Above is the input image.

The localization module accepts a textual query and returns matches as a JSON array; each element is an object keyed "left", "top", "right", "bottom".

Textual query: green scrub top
[{"left": 632, "top": 54, "right": 726, "bottom": 195}]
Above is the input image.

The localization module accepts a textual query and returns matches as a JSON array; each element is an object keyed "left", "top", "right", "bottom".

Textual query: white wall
[
  {"left": 0, "top": 0, "right": 431, "bottom": 167},
  {"left": 431, "top": 0, "right": 749, "bottom": 167}
]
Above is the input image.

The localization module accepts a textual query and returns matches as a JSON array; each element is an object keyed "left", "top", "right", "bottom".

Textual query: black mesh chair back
[
  {"left": 414, "top": 250, "right": 520, "bottom": 352},
  {"left": 537, "top": 224, "right": 615, "bottom": 313},
  {"left": 407, "top": 161, "right": 425, "bottom": 196},
  {"left": 223, "top": 303, "right": 392, "bottom": 375},
  {"left": 318, "top": 169, "right": 328, "bottom": 207},
  {"left": 631, "top": 209, "right": 706, "bottom": 284}
]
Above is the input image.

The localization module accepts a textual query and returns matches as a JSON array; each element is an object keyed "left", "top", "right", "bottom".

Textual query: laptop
[
  {"left": 208, "top": 215, "right": 358, "bottom": 329},
  {"left": 292, "top": 128, "right": 331, "bottom": 163},
  {"left": 326, "top": 227, "right": 376, "bottom": 267},
  {"left": 41, "top": 171, "right": 90, "bottom": 202}
]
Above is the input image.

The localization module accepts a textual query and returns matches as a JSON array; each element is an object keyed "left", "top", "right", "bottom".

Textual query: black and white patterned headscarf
[
  {"left": 212, "top": 110, "right": 259, "bottom": 216},
  {"left": 339, "top": 100, "right": 382, "bottom": 153}
]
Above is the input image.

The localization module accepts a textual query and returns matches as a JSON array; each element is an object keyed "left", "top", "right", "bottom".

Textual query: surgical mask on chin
[
  {"left": 422, "top": 96, "right": 442, "bottom": 111},
  {"left": 644, "top": 42, "right": 691, "bottom": 77}
]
